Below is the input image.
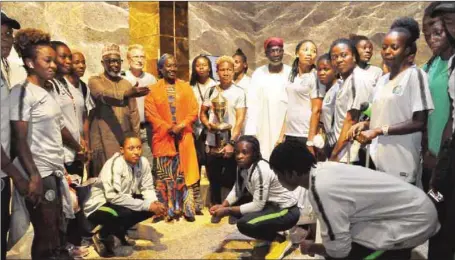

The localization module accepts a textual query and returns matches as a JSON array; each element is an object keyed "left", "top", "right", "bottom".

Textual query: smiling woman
[
  {"left": 9, "top": 28, "right": 74, "bottom": 259},
  {"left": 144, "top": 53, "right": 200, "bottom": 222}
]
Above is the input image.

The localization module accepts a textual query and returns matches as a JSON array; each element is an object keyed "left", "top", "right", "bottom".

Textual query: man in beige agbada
[{"left": 88, "top": 43, "right": 150, "bottom": 176}]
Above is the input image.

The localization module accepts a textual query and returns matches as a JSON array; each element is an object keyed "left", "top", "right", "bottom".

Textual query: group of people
[{"left": 1, "top": 1, "right": 455, "bottom": 259}]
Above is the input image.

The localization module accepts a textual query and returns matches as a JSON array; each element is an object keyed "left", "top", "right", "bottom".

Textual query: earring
[{"left": 28, "top": 62, "right": 34, "bottom": 69}]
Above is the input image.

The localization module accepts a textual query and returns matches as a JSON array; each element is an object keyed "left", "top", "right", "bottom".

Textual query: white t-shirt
[
  {"left": 309, "top": 162, "right": 439, "bottom": 259},
  {"left": 76, "top": 80, "right": 95, "bottom": 114},
  {"left": 202, "top": 84, "right": 246, "bottom": 146},
  {"left": 370, "top": 67, "right": 434, "bottom": 183},
  {"left": 235, "top": 75, "right": 254, "bottom": 133},
  {"left": 249, "top": 64, "right": 292, "bottom": 159},
  {"left": 9, "top": 81, "right": 65, "bottom": 178},
  {"left": 448, "top": 55, "right": 455, "bottom": 133},
  {"left": 50, "top": 79, "right": 86, "bottom": 163},
  {"left": 191, "top": 78, "right": 217, "bottom": 136},
  {"left": 123, "top": 70, "right": 157, "bottom": 123},
  {"left": 321, "top": 80, "right": 341, "bottom": 134},
  {"left": 333, "top": 67, "right": 374, "bottom": 162},
  {"left": 364, "top": 65, "right": 383, "bottom": 83},
  {"left": 1, "top": 75, "right": 10, "bottom": 178},
  {"left": 283, "top": 70, "right": 326, "bottom": 137},
  {"left": 235, "top": 75, "right": 251, "bottom": 90}
]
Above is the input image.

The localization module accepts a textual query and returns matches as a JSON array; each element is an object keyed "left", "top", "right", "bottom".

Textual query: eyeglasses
[{"left": 104, "top": 59, "right": 123, "bottom": 65}]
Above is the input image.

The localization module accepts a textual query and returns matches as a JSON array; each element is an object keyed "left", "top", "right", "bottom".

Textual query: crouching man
[
  {"left": 210, "top": 136, "right": 300, "bottom": 259},
  {"left": 269, "top": 140, "right": 440, "bottom": 260},
  {"left": 84, "top": 133, "right": 166, "bottom": 257}
]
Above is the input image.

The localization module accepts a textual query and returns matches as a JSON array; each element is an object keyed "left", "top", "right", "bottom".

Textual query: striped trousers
[{"left": 236, "top": 204, "right": 300, "bottom": 242}]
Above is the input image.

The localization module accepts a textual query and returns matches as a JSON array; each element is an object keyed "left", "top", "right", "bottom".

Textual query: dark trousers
[
  {"left": 64, "top": 160, "right": 84, "bottom": 178},
  {"left": 26, "top": 175, "right": 63, "bottom": 259},
  {"left": 285, "top": 135, "right": 307, "bottom": 145},
  {"left": 1, "top": 177, "right": 11, "bottom": 260},
  {"left": 88, "top": 203, "right": 154, "bottom": 239},
  {"left": 66, "top": 211, "right": 93, "bottom": 246},
  {"left": 325, "top": 243, "right": 412, "bottom": 260},
  {"left": 206, "top": 153, "right": 237, "bottom": 205},
  {"left": 428, "top": 138, "right": 455, "bottom": 260},
  {"left": 236, "top": 204, "right": 300, "bottom": 242}
]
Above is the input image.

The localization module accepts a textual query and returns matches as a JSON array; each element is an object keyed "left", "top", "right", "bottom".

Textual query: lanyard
[{"left": 57, "top": 78, "right": 77, "bottom": 116}]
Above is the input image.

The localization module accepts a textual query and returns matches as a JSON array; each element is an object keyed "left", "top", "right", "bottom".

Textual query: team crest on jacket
[{"left": 392, "top": 85, "right": 403, "bottom": 95}]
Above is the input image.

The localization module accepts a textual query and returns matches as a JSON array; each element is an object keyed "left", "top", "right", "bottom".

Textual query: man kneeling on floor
[
  {"left": 269, "top": 140, "right": 440, "bottom": 260},
  {"left": 210, "top": 136, "right": 300, "bottom": 259},
  {"left": 84, "top": 133, "right": 166, "bottom": 257}
]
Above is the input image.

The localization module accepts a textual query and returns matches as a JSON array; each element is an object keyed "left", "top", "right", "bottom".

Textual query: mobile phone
[{"left": 428, "top": 189, "right": 444, "bottom": 203}]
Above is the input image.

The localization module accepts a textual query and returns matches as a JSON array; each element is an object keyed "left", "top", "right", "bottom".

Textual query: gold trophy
[{"left": 211, "top": 91, "right": 232, "bottom": 153}]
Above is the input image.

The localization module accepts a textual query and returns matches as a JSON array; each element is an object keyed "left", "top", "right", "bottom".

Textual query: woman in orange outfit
[{"left": 145, "top": 54, "right": 200, "bottom": 222}]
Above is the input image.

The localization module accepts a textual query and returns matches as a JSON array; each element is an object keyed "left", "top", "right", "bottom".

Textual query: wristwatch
[
  {"left": 228, "top": 139, "right": 236, "bottom": 146},
  {"left": 306, "top": 140, "right": 314, "bottom": 147},
  {"left": 381, "top": 125, "right": 389, "bottom": 136}
]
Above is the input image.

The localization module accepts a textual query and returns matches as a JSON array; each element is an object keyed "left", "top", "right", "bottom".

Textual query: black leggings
[
  {"left": 236, "top": 204, "right": 300, "bottom": 242},
  {"left": 1, "top": 177, "right": 11, "bottom": 260},
  {"left": 88, "top": 203, "right": 154, "bottom": 239},
  {"left": 26, "top": 175, "right": 64, "bottom": 259},
  {"left": 206, "top": 154, "right": 237, "bottom": 205}
]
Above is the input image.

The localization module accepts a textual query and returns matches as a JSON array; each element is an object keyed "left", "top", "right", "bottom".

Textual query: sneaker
[
  {"left": 112, "top": 245, "right": 134, "bottom": 257},
  {"left": 81, "top": 236, "right": 94, "bottom": 247},
  {"left": 265, "top": 240, "right": 293, "bottom": 260},
  {"left": 120, "top": 235, "right": 136, "bottom": 246},
  {"left": 184, "top": 215, "right": 196, "bottom": 222},
  {"left": 68, "top": 246, "right": 89, "bottom": 258},
  {"left": 92, "top": 233, "right": 115, "bottom": 257},
  {"left": 251, "top": 241, "right": 271, "bottom": 259},
  {"left": 228, "top": 215, "right": 238, "bottom": 225}
]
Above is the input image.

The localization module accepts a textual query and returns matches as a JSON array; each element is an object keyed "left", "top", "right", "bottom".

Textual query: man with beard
[
  {"left": 247, "top": 37, "right": 291, "bottom": 160},
  {"left": 88, "top": 43, "right": 149, "bottom": 177},
  {"left": 122, "top": 44, "right": 156, "bottom": 167}
]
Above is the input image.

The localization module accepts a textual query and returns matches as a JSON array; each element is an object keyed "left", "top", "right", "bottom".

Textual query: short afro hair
[
  {"left": 269, "top": 140, "right": 316, "bottom": 177},
  {"left": 216, "top": 55, "right": 235, "bottom": 70}
]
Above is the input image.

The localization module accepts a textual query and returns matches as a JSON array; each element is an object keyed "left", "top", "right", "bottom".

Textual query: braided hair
[
  {"left": 237, "top": 135, "right": 265, "bottom": 164},
  {"left": 328, "top": 38, "right": 361, "bottom": 66},
  {"left": 269, "top": 140, "right": 316, "bottom": 177},
  {"left": 289, "top": 40, "right": 317, "bottom": 83}
]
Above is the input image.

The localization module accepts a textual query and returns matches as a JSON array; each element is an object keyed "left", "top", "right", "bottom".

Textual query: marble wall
[
  {"left": 189, "top": 2, "right": 432, "bottom": 73},
  {"left": 2, "top": 2, "right": 130, "bottom": 82}
]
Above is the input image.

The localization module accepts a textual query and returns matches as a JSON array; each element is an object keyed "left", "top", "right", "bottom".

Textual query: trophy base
[{"left": 213, "top": 123, "right": 232, "bottom": 131}]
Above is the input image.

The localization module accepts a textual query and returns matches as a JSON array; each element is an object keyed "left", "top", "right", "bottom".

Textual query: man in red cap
[{"left": 246, "top": 36, "right": 291, "bottom": 161}]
